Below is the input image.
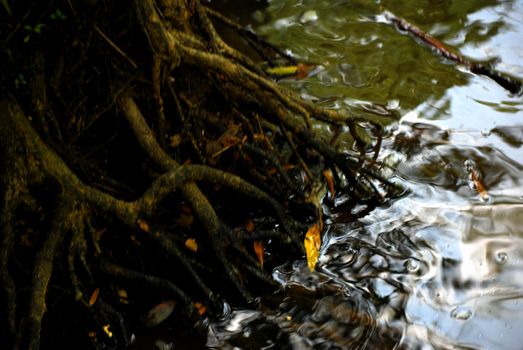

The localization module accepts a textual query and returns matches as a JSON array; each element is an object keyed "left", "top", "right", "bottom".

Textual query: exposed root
[{"left": 0, "top": 0, "right": 395, "bottom": 347}]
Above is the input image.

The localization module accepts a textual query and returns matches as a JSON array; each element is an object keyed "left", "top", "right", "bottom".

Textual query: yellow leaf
[
  {"left": 89, "top": 288, "right": 100, "bottom": 306},
  {"left": 185, "top": 238, "right": 198, "bottom": 252},
  {"left": 253, "top": 241, "right": 264, "bottom": 267},
  {"left": 266, "top": 64, "right": 315, "bottom": 79},
  {"left": 266, "top": 65, "right": 298, "bottom": 77},
  {"left": 304, "top": 224, "right": 321, "bottom": 272},
  {"left": 103, "top": 324, "right": 113, "bottom": 338}
]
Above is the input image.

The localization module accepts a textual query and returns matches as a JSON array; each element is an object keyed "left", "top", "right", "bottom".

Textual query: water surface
[{"left": 207, "top": 1, "right": 523, "bottom": 349}]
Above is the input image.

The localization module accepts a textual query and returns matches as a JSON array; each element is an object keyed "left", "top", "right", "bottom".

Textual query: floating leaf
[
  {"left": 465, "top": 160, "right": 490, "bottom": 201},
  {"left": 304, "top": 224, "right": 321, "bottom": 272},
  {"left": 470, "top": 169, "right": 489, "bottom": 201},
  {"left": 266, "top": 65, "right": 298, "bottom": 77},
  {"left": 265, "top": 63, "right": 316, "bottom": 79},
  {"left": 296, "top": 63, "right": 315, "bottom": 79},
  {"left": 253, "top": 241, "right": 264, "bottom": 267},
  {"left": 185, "top": 238, "right": 198, "bottom": 252},
  {"left": 143, "top": 300, "right": 176, "bottom": 327},
  {"left": 89, "top": 288, "right": 100, "bottom": 306},
  {"left": 194, "top": 302, "right": 206, "bottom": 315},
  {"left": 102, "top": 324, "right": 113, "bottom": 338}
]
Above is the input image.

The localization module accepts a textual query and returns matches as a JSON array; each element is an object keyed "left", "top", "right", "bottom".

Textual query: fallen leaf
[
  {"left": 185, "top": 238, "right": 198, "bottom": 252},
  {"left": 267, "top": 164, "right": 295, "bottom": 177},
  {"left": 130, "top": 234, "right": 140, "bottom": 246},
  {"left": 117, "top": 289, "right": 129, "bottom": 304},
  {"left": 470, "top": 168, "right": 489, "bottom": 201},
  {"left": 245, "top": 218, "right": 255, "bottom": 233},
  {"left": 266, "top": 64, "right": 315, "bottom": 79},
  {"left": 304, "top": 224, "right": 321, "bottom": 272},
  {"left": 220, "top": 134, "right": 241, "bottom": 147},
  {"left": 322, "top": 169, "right": 336, "bottom": 198},
  {"left": 176, "top": 212, "right": 193, "bottom": 228},
  {"left": 296, "top": 63, "right": 315, "bottom": 79},
  {"left": 137, "top": 219, "right": 149, "bottom": 232},
  {"left": 169, "top": 134, "right": 182, "bottom": 148},
  {"left": 266, "top": 65, "right": 298, "bottom": 77},
  {"left": 143, "top": 300, "right": 176, "bottom": 327},
  {"left": 253, "top": 241, "right": 264, "bottom": 267},
  {"left": 89, "top": 288, "right": 100, "bottom": 306},
  {"left": 194, "top": 302, "right": 206, "bottom": 315},
  {"left": 102, "top": 324, "right": 112, "bottom": 338},
  {"left": 466, "top": 160, "right": 490, "bottom": 201}
]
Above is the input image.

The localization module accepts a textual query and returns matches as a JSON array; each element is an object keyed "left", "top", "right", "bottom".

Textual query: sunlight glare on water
[{"left": 206, "top": 1, "right": 523, "bottom": 349}]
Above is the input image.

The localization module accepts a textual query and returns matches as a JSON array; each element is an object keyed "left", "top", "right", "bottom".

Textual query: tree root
[{"left": 0, "top": 0, "right": 396, "bottom": 347}]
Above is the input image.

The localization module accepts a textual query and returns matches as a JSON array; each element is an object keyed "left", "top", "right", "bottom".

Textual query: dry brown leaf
[
  {"left": 304, "top": 224, "right": 321, "bottom": 272},
  {"left": 137, "top": 219, "right": 149, "bottom": 232},
  {"left": 470, "top": 168, "right": 489, "bottom": 201},
  {"left": 143, "top": 300, "right": 176, "bottom": 327},
  {"left": 117, "top": 289, "right": 129, "bottom": 304},
  {"left": 89, "top": 288, "right": 100, "bottom": 306},
  {"left": 296, "top": 63, "right": 316, "bottom": 79},
  {"left": 253, "top": 241, "right": 264, "bottom": 267},
  {"left": 322, "top": 169, "right": 336, "bottom": 198},
  {"left": 220, "top": 134, "right": 241, "bottom": 147},
  {"left": 194, "top": 302, "right": 206, "bottom": 315},
  {"left": 176, "top": 212, "right": 194, "bottom": 228},
  {"left": 130, "top": 234, "right": 140, "bottom": 246},
  {"left": 169, "top": 134, "right": 182, "bottom": 148},
  {"left": 245, "top": 218, "right": 255, "bottom": 233},
  {"left": 185, "top": 238, "right": 198, "bottom": 252}
]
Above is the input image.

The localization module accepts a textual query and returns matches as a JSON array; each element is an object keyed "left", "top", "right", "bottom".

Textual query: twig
[
  {"left": 384, "top": 11, "right": 522, "bottom": 94},
  {"left": 94, "top": 25, "right": 137, "bottom": 69}
]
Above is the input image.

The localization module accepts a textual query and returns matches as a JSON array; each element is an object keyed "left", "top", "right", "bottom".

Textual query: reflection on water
[{"left": 208, "top": 1, "right": 523, "bottom": 349}]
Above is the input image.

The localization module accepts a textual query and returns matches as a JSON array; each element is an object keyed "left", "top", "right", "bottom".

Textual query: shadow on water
[
  {"left": 206, "top": 1, "right": 523, "bottom": 349},
  {"left": 137, "top": 1, "right": 523, "bottom": 349}
]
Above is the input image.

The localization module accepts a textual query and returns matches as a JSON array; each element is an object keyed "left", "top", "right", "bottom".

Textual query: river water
[{"left": 203, "top": 1, "right": 523, "bottom": 349}]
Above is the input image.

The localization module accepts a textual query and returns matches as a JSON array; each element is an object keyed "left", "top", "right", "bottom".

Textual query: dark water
[{"left": 142, "top": 1, "right": 523, "bottom": 349}]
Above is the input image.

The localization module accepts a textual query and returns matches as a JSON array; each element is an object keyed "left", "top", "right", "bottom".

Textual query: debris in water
[
  {"left": 495, "top": 251, "right": 508, "bottom": 265},
  {"left": 451, "top": 306, "right": 473, "bottom": 320},
  {"left": 299, "top": 10, "right": 318, "bottom": 24},
  {"left": 465, "top": 160, "right": 490, "bottom": 201}
]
